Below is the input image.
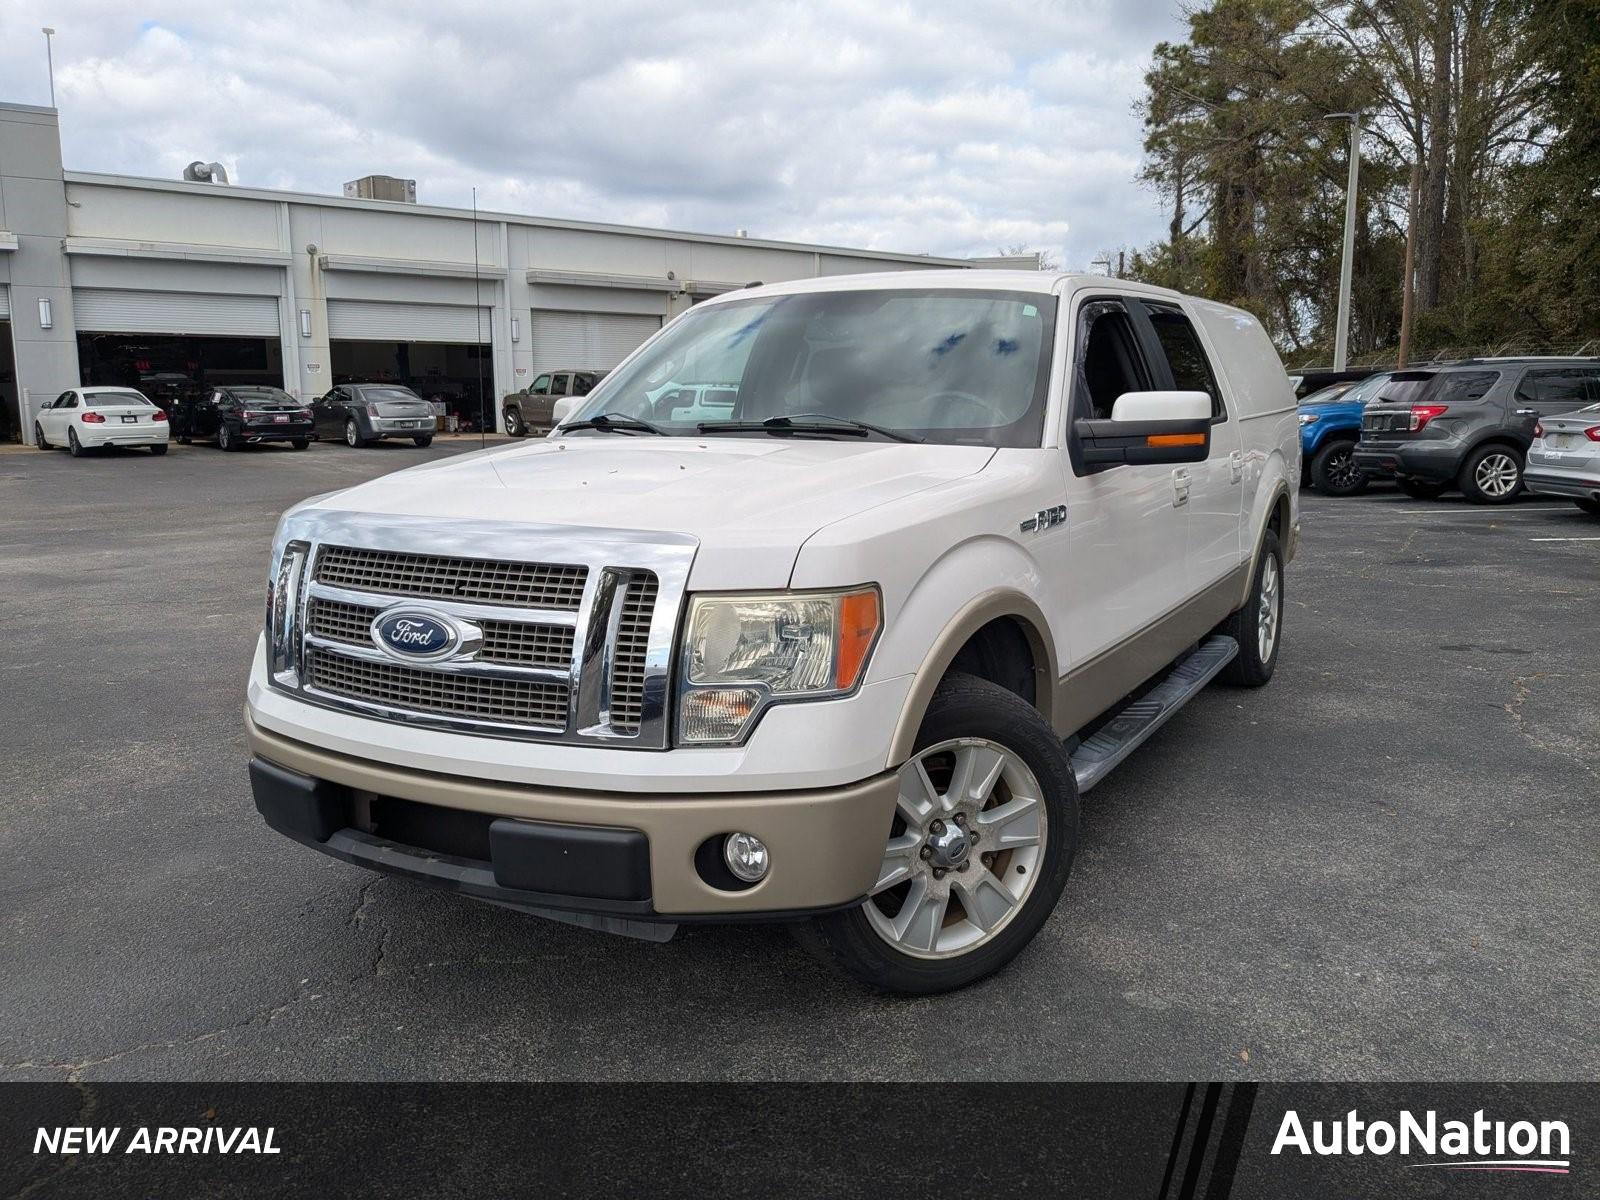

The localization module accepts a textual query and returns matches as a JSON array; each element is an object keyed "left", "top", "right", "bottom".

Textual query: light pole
[
  {"left": 1327, "top": 111, "right": 1362, "bottom": 371},
  {"left": 42, "top": 27, "right": 56, "bottom": 108}
]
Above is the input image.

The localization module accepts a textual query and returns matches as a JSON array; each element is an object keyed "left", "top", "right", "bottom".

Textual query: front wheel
[
  {"left": 1309, "top": 439, "right": 1368, "bottom": 496},
  {"left": 792, "top": 673, "right": 1078, "bottom": 994},
  {"left": 1397, "top": 476, "right": 1449, "bottom": 500},
  {"left": 504, "top": 408, "right": 525, "bottom": 437},
  {"left": 1216, "top": 528, "right": 1283, "bottom": 687},
  {"left": 1458, "top": 444, "right": 1524, "bottom": 505}
]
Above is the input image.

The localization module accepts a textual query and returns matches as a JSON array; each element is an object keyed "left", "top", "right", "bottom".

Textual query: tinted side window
[
  {"left": 1518, "top": 369, "right": 1600, "bottom": 410},
  {"left": 1144, "top": 304, "right": 1225, "bottom": 419},
  {"left": 553, "top": 373, "right": 573, "bottom": 395},
  {"left": 1432, "top": 371, "right": 1499, "bottom": 404},
  {"left": 530, "top": 374, "right": 552, "bottom": 396},
  {"left": 1076, "top": 301, "right": 1153, "bottom": 420}
]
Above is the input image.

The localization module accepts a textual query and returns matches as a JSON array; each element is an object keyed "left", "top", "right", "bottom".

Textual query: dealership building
[{"left": 0, "top": 101, "right": 978, "bottom": 442}]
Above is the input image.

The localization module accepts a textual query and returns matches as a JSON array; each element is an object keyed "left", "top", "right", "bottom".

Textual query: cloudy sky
[{"left": 2, "top": 0, "right": 1185, "bottom": 266}]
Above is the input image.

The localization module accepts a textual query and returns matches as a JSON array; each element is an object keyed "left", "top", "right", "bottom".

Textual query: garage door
[
  {"left": 73, "top": 288, "right": 280, "bottom": 336},
  {"left": 327, "top": 300, "right": 490, "bottom": 343},
  {"left": 530, "top": 311, "right": 661, "bottom": 374}
]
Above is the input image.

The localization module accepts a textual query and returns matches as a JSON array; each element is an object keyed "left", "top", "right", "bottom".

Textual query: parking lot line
[{"left": 1529, "top": 536, "right": 1600, "bottom": 542}]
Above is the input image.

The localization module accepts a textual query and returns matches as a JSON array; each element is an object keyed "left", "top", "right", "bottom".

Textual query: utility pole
[
  {"left": 1328, "top": 111, "right": 1362, "bottom": 371},
  {"left": 42, "top": 28, "right": 57, "bottom": 108}
]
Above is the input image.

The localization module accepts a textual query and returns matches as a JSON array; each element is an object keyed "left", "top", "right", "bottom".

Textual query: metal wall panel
[
  {"left": 529, "top": 310, "right": 661, "bottom": 374},
  {"left": 326, "top": 299, "right": 491, "bottom": 343},
  {"left": 0, "top": 285, "right": 8, "bottom": 319},
  {"left": 73, "top": 288, "right": 280, "bottom": 336}
]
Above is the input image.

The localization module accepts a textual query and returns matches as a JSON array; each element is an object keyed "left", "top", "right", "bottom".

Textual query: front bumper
[
  {"left": 248, "top": 715, "right": 898, "bottom": 919},
  {"left": 1352, "top": 440, "right": 1461, "bottom": 481}
]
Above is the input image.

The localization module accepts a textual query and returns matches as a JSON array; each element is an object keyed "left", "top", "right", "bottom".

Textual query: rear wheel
[
  {"left": 504, "top": 407, "right": 526, "bottom": 437},
  {"left": 217, "top": 423, "right": 236, "bottom": 451},
  {"left": 33, "top": 422, "right": 48, "bottom": 449},
  {"left": 1216, "top": 529, "right": 1282, "bottom": 687},
  {"left": 793, "top": 673, "right": 1078, "bottom": 994},
  {"left": 1575, "top": 498, "right": 1600, "bottom": 516},
  {"left": 150, "top": 444, "right": 168, "bottom": 456},
  {"left": 344, "top": 419, "right": 368, "bottom": 448},
  {"left": 1397, "top": 476, "right": 1449, "bottom": 500},
  {"left": 1459, "top": 444, "right": 1524, "bottom": 505},
  {"left": 413, "top": 435, "right": 433, "bottom": 448},
  {"left": 68, "top": 428, "right": 86, "bottom": 457},
  {"left": 290, "top": 438, "right": 309, "bottom": 450},
  {"left": 1309, "top": 438, "right": 1368, "bottom": 496}
]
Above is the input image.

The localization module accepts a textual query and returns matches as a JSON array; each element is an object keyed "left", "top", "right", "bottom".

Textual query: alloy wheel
[
  {"left": 346, "top": 420, "right": 359, "bottom": 447},
  {"left": 865, "top": 738, "right": 1047, "bottom": 959},
  {"left": 33, "top": 422, "right": 46, "bottom": 449},
  {"left": 1258, "top": 553, "right": 1281, "bottom": 662},
  {"left": 1475, "top": 452, "right": 1520, "bottom": 498},
  {"left": 1325, "top": 446, "right": 1362, "bottom": 491}
]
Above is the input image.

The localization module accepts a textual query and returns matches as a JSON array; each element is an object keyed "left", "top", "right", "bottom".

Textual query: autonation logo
[{"left": 1273, "top": 1109, "right": 1572, "bottom": 1175}]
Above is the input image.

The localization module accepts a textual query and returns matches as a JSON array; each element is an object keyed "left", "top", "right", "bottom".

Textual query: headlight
[
  {"left": 678, "top": 587, "right": 881, "bottom": 744},
  {"left": 1298, "top": 412, "right": 1319, "bottom": 425}
]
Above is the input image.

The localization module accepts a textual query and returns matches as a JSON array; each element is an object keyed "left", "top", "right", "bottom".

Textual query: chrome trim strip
[{"left": 266, "top": 509, "right": 695, "bottom": 748}]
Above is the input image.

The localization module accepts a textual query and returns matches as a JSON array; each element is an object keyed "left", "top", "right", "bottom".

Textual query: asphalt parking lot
[{"left": 1, "top": 438, "right": 1596, "bottom": 1082}]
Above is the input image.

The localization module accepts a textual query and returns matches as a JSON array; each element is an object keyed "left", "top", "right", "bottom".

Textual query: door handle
[
  {"left": 1172, "top": 469, "right": 1191, "bottom": 507},
  {"left": 1229, "top": 449, "right": 1244, "bottom": 483}
]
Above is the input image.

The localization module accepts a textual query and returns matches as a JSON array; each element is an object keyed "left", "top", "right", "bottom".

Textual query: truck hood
[{"left": 301, "top": 435, "right": 996, "bottom": 588}]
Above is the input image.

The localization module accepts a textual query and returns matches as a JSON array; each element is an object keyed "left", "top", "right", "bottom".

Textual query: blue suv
[{"left": 1299, "top": 373, "right": 1391, "bottom": 495}]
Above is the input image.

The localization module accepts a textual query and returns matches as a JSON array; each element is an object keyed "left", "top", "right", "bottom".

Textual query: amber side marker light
[
  {"left": 835, "top": 589, "right": 881, "bottom": 690},
  {"left": 1147, "top": 432, "right": 1206, "bottom": 447}
]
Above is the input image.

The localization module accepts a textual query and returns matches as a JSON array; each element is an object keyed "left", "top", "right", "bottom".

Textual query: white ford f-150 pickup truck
[{"left": 247, "top": 270, "right": 1299, "bottom": 993}]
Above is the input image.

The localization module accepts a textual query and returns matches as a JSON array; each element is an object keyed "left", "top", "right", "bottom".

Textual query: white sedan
[{"left": 34, "top": 387, "right": 171, "bottom": 456}]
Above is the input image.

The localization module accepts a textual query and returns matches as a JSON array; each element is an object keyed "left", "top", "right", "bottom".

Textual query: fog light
[{"left": 723, "top": 832, "right": 769, "bottom": 883}]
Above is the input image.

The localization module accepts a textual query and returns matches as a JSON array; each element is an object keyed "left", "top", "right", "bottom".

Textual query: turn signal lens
[
  {"left": 679, "top": 687, "right": 761, "bottom": 744},
  {"left": 1147, "top": 432, "right": 1205, "bottom": 447},
  {"left": 81, "top": 412, "right": 106, "bottom": 423},
  {"left": 1409, "top": 404, "right": 1449, "bottom": 431},
  {"left": 835, "top": 589, "right": 879, "bottom": 690}
]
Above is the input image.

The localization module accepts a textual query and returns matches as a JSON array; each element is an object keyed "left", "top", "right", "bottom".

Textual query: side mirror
[
  {"left": 1074, "top": 390, "right": 1211, "bottom": 470},
  {"left": 550, "top": 395, "right": 582, "bottom": 426}
]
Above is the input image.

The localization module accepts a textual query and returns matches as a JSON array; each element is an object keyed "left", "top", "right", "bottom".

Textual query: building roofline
[{"left": 60, "top": 170, "right": 972, "bottom": 267}]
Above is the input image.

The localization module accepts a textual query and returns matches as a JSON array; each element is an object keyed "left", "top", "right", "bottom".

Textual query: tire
[
  {"left": 344, "top": 419, "right": 367, "bottom": 448},
  {"left": 150, "top": 444, "right": 168, "bottom": 456},
  {"left": 792, "top": 673, "right": 1079, "bottom": 994},
  {"left": 1575, "top": 498, "right": 1600, "bottom": 516},
  {"left": 1216, "top": 528, "right": 1283, "bottom": 687},
  {"left": 178, "top": 435, "right": 191, "bottom": 445},
  {"left": 33, "top": 422, "right": 48, "bottom": 449},
  {"left": 1458, "top": 443, "right": 1524, "bottom": 505},
  {"left": 217, "top": 423, "right": 235, "bottom": 451},
  {"left": 413, "top": 436, "right": 433, "bottom": 448},
  {"left": 1309, "top": 438, "right": 1368, "bottom": 496},
  {"left": 1397, "top": 476, "right": 1449, "bottom": 500},
  {"left": 290, "top": 438, "right": 309, "bottom": 451},
  {"left": 504, "top": 408, "right": 526, "bottom": 437},
  {"left": 68, "top": 428, "right": 86, "bottom": 457}
]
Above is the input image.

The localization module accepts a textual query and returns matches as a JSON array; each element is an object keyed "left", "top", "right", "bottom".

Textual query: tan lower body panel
[
  {"left": 247, "top": 716, "right": 898, "bottom": 916},
  {"left": 1052, "top": 565, "right": 1248, "bottom": 735}
]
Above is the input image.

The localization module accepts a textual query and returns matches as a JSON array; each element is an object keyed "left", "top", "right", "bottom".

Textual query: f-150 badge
[{"left": 1020, "top": 505, "right": 1067, "bottom": 534}]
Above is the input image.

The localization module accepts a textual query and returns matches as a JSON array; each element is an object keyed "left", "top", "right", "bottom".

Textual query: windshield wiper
[
  {"left": 697, "top": 414, "right": 922, "bottom": 443},
  {"left": 560, "top": 412, "right": 667, "bottom": 436}
]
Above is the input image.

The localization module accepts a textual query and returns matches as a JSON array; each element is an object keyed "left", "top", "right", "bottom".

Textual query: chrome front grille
[
  {"left": 267, "top": 514, "right": 694, "bottom": 748},
  {"left": 608, "top": 572, "right": 659, "bottom": 735},
  {"left": 315, "top": 545, "right": 587, "bottom": 611},
  {"left": 304, "top": 647, "right": 569, "bottom": 728}
]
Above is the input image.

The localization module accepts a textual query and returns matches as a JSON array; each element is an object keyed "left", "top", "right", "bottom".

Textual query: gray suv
[{"left": 1353, "top": 357, "right": 1600, "bottom": 504}]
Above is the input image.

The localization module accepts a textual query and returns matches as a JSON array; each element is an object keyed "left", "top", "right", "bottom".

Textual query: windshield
[
  {"left": 86, "top": 391, "right": 152, "bottom": 407},
  {"left": 1299, "top": 383, "right": 1354, "bottom": 406},
  {"left": 1339, "top": 373, "right": 1393, "bottom": 406},
  {"left": 562, "top": 288, "right": 1058, "bottom": 446},
  {"left": 232, "top": 387, "right": 297, "bottom": 407},
  {"left": 359, "top": 387, "right": 426, "bottom": 405}
]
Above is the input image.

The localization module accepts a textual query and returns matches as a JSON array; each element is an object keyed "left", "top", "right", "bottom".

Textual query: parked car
[
  {"left": 503, "top": 370, "right": 607, "bottom": 437},
  {"left": 1296, "top": 379, "right": 1370, "bottom": 495},
  {"left": 176, "top": 386, "right": 314, "bottom": 451},
  {"left": 1353, "top": 357, "right": 1600, "bottom": 504},
  {"left": 313, "top": 383, "right": 437, "bottom": 448},
  {"left": 33, "top": 386, "right": 169, "bottom": 456},
  {"left": 246, "top": 271, "right": 1298, "bottom": 994},
  {"left": 1526, "top": 402, "right": 1600, "bottom": 515},
  {"left": 1287, "top": 366, "right": 1383, "bottom": 400}
]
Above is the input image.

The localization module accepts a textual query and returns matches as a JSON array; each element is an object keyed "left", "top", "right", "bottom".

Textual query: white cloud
[{"left": 0, "top": 0, "right": 1186, "bottom": 267}]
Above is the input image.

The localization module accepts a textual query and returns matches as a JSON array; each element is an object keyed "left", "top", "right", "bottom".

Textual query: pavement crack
[{"left": 1504, "top": 671, "right": 1597, "bottom": 780}]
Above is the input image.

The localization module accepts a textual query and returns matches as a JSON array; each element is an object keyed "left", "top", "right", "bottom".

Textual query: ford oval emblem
[{"left": 371, "top": 608, "right": 460, "bottom": 662}]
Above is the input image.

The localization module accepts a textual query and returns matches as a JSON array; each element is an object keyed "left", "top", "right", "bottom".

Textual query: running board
[{"left": 1070, "top": 635, "right": 1239, "bottom": 793}]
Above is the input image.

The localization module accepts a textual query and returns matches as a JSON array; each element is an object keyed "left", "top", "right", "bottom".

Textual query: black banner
[{"left": 2, "top": 1083, "right": 1591, "bottom": 1197}]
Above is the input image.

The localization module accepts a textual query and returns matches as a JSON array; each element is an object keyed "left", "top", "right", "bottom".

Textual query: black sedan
[
  {"left": 175, "top": 386, "right": 315, "bottom": 451},
  {"left": 312, "top": 383, "right": 437, "bottom": 448}
]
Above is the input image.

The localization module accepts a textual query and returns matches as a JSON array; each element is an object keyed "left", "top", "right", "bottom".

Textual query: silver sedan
[{"left": 1526, "top": 403, "right": 1600, "bottom": 515}]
